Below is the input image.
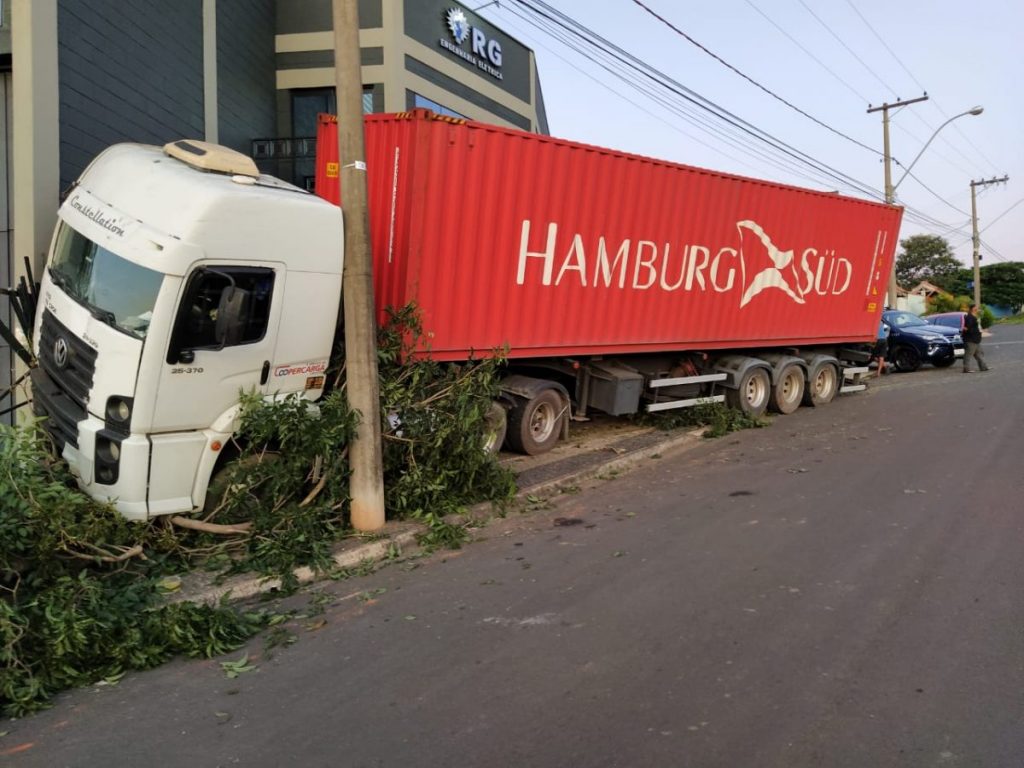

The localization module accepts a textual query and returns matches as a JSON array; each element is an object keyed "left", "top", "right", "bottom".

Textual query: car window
[{"left": 890, "top": 312, "right": 926, "bottom": 327}]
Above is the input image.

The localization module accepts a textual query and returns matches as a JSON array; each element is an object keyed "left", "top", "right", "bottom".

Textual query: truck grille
[{"left": 32, "top": 310, "right": 98, "bottom": 450}]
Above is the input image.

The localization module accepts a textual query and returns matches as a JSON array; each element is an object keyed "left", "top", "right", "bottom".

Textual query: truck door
[{"left": 152, "top": 264, "right": 283, "bottom": 432}]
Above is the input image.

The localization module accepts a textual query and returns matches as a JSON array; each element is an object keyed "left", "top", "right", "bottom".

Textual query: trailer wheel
[
  {"left": 769, "top": 364, "right": 805, "bottom": 414},
  {"left": 506, "top": 389, "right": 563, "bottom": 455},
  {"left": 482, "top": 402, "right": 508, "bottom": 455},
  {"left": 725, "top": 367, "right": 770, "bottom": 418},
  {"left": 801, "top": 363, "right": 838, "bottom": 407}
]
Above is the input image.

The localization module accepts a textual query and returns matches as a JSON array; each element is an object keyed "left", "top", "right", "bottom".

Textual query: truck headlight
[
  {"left": 95, "top": 431, "right": 123, "bottom": 485},
  {"left": 105, "top": 396, "right": 133, "bottom": 432}
]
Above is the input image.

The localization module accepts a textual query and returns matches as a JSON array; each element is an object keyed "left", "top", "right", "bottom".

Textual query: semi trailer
[{"left": 30, "top": 110, "right": 901, "bottom": 520}]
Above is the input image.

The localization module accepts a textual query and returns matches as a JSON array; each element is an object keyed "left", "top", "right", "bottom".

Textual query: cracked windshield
[{"left": 48, "top": 221, "right": 163, "bottom": 339}]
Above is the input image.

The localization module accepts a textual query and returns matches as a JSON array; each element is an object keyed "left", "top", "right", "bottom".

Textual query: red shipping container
[{"left": 316, "top": 111, "right": 901, "bottom": 362}]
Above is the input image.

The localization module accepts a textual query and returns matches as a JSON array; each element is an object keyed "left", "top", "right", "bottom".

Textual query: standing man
[
  {"left": 962, "top": 304, "right": 990, "bottom": 373},
  {"left": 873, "top": 318, "right": 889, "bottom": 377}
]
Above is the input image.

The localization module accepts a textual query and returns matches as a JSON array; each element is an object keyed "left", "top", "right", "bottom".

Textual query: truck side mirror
[{"left": 214, "top": 286, "right": 250, "bottom": 347}]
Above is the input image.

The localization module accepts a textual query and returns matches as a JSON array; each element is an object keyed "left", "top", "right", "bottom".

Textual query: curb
[{"left": 174, "top": 426, "right": 705, "bottom": 606}]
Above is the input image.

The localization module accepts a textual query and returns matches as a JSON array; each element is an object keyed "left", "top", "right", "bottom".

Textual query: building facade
[
  {"left": 2, "top": 0, "right": 547, "bottom": 422},
  {"left": 270, "top": 0, "right": 548, "bottom": 188}
]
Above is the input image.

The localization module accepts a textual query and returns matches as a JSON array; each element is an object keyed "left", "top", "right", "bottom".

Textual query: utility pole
[
  {"left": 332, "top": 0, "right": 385, "bottom": 531},
  {"left": 969, "top": 175, "right": 1010, "bottom": 309},
  {"left": 867, "top": 94, "right": 929, "bottom": 309}
]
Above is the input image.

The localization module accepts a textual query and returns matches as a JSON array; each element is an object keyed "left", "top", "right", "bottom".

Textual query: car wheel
[{"left": 892, "top": 346, "right": 921, "bottom": 372}]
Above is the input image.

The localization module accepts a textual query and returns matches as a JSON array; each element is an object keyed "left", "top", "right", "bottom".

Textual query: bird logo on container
[{"left": 737, "top": 220, "right": 851, "bottom": 308}]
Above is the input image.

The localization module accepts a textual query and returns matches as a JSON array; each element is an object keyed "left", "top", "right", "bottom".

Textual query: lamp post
[{"left": 867, "top": 98, "right": 983, "bottom": 308}]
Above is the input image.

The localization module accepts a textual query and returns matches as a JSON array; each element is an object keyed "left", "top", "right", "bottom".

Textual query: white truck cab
[{"left": 32, "top": 140, "right": 344, "bottom": 520}]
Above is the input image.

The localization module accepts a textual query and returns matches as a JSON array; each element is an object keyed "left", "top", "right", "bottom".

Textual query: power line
[
  {"left": 980, "top": 197, "right": 1024, "bottom": 234},
  {"left": 796, "top": 0, "right": 897, "bottom": 99},
  {"left": 897, "top": 167, "right": 971, "bottom": 217},
  {"left": 807, "top": 1, "right": 991, "bottom": 176},
  {"left": 487, "top": 1, "right": 968, "bottom": 244},
  {"left": 630, "top": 0, "right": 881, "bottom": 156},
  {"left": 841, "top": 0, "right": 925, "bottom": 92},
  {"left": 499, "top": 3, "right": 857, "bottom": 191},
  {"left": 741, "top": 0, "right": 869, "bottom": 104},
  {"left": 506, "top": 0, "right": 884, "bottom": 200}
]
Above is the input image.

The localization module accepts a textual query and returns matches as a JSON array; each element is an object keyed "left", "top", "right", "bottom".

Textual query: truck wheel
[
  {"left": 203, "top": 452, "right": 279, "bottom": 514},
  {"left": 801, "top": 363, "right": 838, "bottom": 407},
  {"left": 506, "top": 390, "right": 563, "bottom": 455},
  {"left": 482, "top": 402, "right": 508, "bottom": 455},
  {"left": 892, "top": 346, "right": 921, "bottom": 372},
  {"left": 769, "top": 363, "right": 805, "bottom": 414},
  {"left": 725, "top": 367, "right": 770, "bottom": 418}
]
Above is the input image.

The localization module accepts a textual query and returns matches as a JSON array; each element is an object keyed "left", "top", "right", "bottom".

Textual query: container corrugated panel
[{"left": 317, "top": 111, "right": 902, "bottom": 362}]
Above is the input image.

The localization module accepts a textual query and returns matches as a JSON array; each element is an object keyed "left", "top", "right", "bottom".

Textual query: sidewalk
[{"left": 176, "top": 417, "right": 706, "bottom": 605}]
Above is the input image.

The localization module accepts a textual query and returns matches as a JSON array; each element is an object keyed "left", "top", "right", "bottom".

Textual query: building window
[{"left": 410, "top": 92, "right": 464, "bottom": 119}]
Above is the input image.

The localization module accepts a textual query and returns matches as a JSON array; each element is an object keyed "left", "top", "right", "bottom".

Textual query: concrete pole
[
  {"left": 867, "top": 95, "right": 930, "bottom": 310},
  {"left": 969, "top": 175, "right": 1010, "bottom": 310},
  {"left": 332, "top": 0, "right": 385, "bottom": 531},
  {"left": 881, "top": 106, "right": 898, "bottom": 308},
  {"left": 970, "top": 181, "right": 981, "bottom": 309}
]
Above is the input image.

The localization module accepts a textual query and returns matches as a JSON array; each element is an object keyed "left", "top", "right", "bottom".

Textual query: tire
[
  {"left": 725, "top": 367, "right": 770, "bottom": 418},
  {"left": 203, "top": 452, "right": 279, "bottom": 514},
  {"left": 933, "top": 357, "right": 955, "bottom": 368},
  {"left": 892, "top": 346, "right": 921, "bottom": 372},
  {"left": 482, "top": 402, "right": 508, "bottom": 455},
  {"left": 802, "top": 363, "right": 839, "bottom": 407},
  {"left": 505, "top": 389, "right": 563, "bottom": 455},
  {"left": 769, "top": 363, "right": 805, "bottom": 415}
]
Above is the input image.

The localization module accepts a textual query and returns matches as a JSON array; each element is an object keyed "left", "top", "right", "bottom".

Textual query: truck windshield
[{"left": 48, "top": 222, "right": 163, "bottom": 339}]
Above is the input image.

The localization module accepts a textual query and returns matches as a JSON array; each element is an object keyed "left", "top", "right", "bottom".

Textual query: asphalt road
[{"left": 7, "top": 326, "right": 1024, "bottom": 768}]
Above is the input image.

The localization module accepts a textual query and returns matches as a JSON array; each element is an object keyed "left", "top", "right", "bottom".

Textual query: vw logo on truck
[{"left": 53, "top": 337, "right": 70, "bottom": 369}]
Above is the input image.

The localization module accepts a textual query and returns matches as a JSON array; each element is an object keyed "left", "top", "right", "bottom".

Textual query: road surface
[{"left": 6, "top": 326, "right": 1024, "bottom": 767}]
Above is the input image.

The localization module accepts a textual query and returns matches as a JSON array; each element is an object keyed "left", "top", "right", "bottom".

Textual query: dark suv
[{"left": 882, "top": 310, "right": 965, "bottom": 372}]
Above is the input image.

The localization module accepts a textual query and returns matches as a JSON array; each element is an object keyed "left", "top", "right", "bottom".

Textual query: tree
[
  {"left": 978, "top": 262, "right": 1024, "bottom": 310},
  {"left": 895, "top": 235, "right": 962, "bottom": 290}
]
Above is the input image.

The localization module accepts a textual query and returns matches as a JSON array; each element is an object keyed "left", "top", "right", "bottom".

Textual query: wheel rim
[
  {"left": 814, "top": 366, "right": 836, "bottom": 399},
  {"left": 530, "top": 401, "right": 558, "bottom": 443},
  {"left": 780, "top": 371, "right": 801, "bottom": 405},
  {"left": 746, "top": 373, "right": 768, "bottom": 408}
]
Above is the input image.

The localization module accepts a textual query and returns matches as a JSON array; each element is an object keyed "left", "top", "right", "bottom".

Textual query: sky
[{"left": 478, "top": 0, "right": 1023, "bottom": 271}]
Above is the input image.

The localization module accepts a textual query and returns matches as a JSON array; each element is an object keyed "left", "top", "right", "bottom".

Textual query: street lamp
[
  {"left": 891, "top": 106, "right": 984, "bottom": 195},
  {"left": 867, "top": 98, "right": 983, "bottom": 307}
]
